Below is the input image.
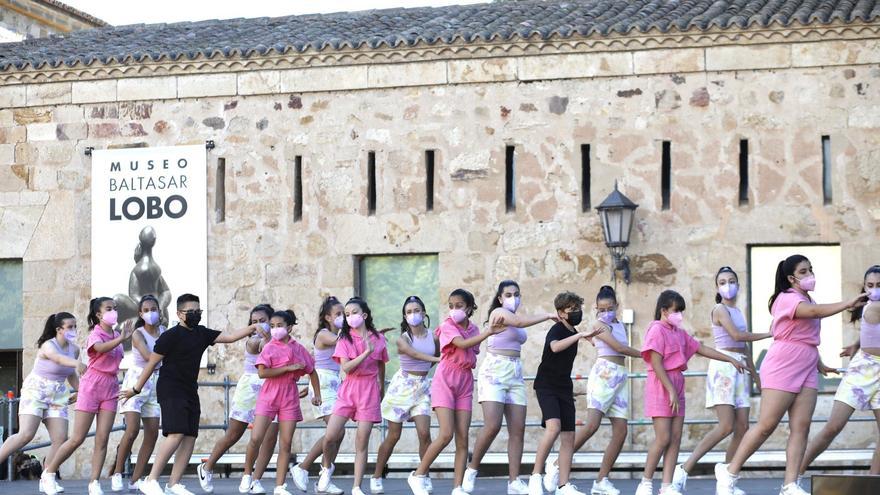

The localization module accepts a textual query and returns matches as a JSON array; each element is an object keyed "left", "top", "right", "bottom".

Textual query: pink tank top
[
  {"left": 314, "top": 330, "right": 340, "bottom": 372},
  {"left": 32, "top": 338, "right": 76, "bottom": 381},
  {"left": 712, "top": 305, "right": 748, "bottom": 350},
  {"left": 596, "top": 322, "right": 628, "bottom": 358},
  {"left": 399, "top": 330, "right": 435, "bottom": 373},
  {"left": 133, "top": 326, "right": 164, "bottom": 368},
  {"left": 861, "top": 302, "right": 880, "bottom": 348},
  {"left": 488, "top": 326, "right": 527, "bottom": 352}
]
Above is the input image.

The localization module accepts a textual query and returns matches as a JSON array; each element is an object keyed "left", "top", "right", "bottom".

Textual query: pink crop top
[
  {"left": 861, "top": 302, "right": 880, "bottom": 348},
  {"left": 32, "top": 338, "right": 76, "bottom": 381},
  {"left": 596, "top": 322, "right": 628, "bottom": 358},
  {"left": 313, "top": 330, "right": 341, "bottom": 372},
  {"left": 399, "top": 330, "right": 436, "bottom": 373},
  {"left": 712, "top": 305, "right": 748, "bottom": 350},
  {"left": 488, "top": 326, "right": 527, "bottom": 352}
]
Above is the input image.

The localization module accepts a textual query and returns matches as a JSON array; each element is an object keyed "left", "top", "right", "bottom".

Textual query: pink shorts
[
  {"left": 255, "top": 396, "right": 303, "bottom": 422},
  {"left": 760, "top": 341, "right": 819, "bottom": 393},
  {"left": 332, "top": 375, "right": 381, "bottom": 423},
  {"left": 76, "top": 371, "right": 119, "bottom": 413},
  {"left": 431, "top": 364, "right": 474, "bottom": 411},
  {"left": 645, "top": 370, "right": 686, "bottom": 418}
]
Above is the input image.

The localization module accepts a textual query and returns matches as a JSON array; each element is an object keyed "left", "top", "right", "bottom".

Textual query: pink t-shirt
[
  {"left": 86, "top": 326, "right": 123, "bottom": 375},
  {"left": 333, "top": 331, "right": 389, "bottom": 378},
  {"left": 770, "top": 290, "right": 820, "bottom": 346},
  {"left": 641, "top": 320, "right": 701, "bottom": 372},
  {"left": 256, "top": 338, "right": 315, "bottom": 402},
  {"left": 436, "top": 318, "right": 480, "bottom": 370}
]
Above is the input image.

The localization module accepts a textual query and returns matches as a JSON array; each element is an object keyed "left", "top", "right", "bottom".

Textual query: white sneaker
[
  {"left": 528, "top": 474, "right": 544, "bottom": 495},
  {"left": 425, "top": 477, "right": 433, "bottom": 494},
  {"left": 796, "top": 475, "right": 805, "bottom": 488},
  {"left": 543, "top": 461, "right": 559, "bottom": 493},
  {"left": 89, "top": 481, "right": 105, "bottom": 495},
  {"left": 407, "top": 472, "right": 429, "bottom": 495},
  {"left": 370, "top": 477, "right": 384, "bottom": 494},
  {"left": 590, "top": 478, "right": 620, "bottom": 495},
  {"left": 316, "top": 464, "right": 334, "bottom": 493},
  {"left": 41, "top": 473, "right": 58, "bottom": 495},
  {"left": 291, "top": 465, "right": 309, "bottom": 492},
  {"left": 659, "top": 485, "right": 682, "bottom": 495},
  {"left": 249, "top": 480, "right": 266, "bottom": 494},
  {"left": 509, "top": 478, "right": 529, "bottom": 495},
  {"left": 672, "top": 465, "right": 688, "bottom": 491},
  {"left": 111, "top": 474, "right": 124, "bottom": 492},
  {"left": 714, "top": 463, "right": 739, "bottom": 495},
  {"left": 197, "top": 464, "right": 214, "bottom": 493},
  {"left": 555, "top": 484, "right": 586, "bottom": 495},
  {"left": 239, "top": 475, "right": 253, "bottom": 494},
  {"left": 779, "top": 483, "right": 808, "bottom": 495},
  {"left": 313, "top": 481, "right": 344, "bottom": 495},
  {"left": 634, "top": 479, "right": 652, "bottom": 495},
  {"left": 351, "top": 488, "right": 365, "bottom": 495},
  {"left": 129, "top": 480, "right": 142, "bottom": 492},
  {"left": 451, "top": 488, "right": 469, "bottom": 495},
  {"left": 164, "top": 485, "right": 194, "bottom": 495},
  {"left": 139, "top": 479, "right": 164, "bottom": 495},
  {"left": 462, "top": 467, "right": 478, "bottom": 493},
  {"left": 273, "top": 485, "right": 293, "bottom": 495}
]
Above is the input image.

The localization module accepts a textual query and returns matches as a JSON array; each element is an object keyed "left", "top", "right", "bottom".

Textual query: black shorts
[
  {"left": 536, "top": 388, "right": 575, "bottom": 432},
  {"left": 159, "top": 396, "right": 200, "bottom": 437}
]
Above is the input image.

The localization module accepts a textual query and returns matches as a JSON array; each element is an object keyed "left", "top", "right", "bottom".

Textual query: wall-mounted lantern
[{"left": 596, "top": 182, "right": 639, "bottom": 284}]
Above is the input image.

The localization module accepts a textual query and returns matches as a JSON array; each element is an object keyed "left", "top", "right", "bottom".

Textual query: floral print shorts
[
  {"left": 586, "top": 358, "right": 629, "bottom": 419},
  {"left": 381, "top": 370, "right": 431, "bottom": 423},
  {"left": 834, "top": 350, "right": 880, "bottom": 411},
  {"left": 310, "top": 368, "right": 341, "bottom": 419},
  {"left": 477, "top": 353, "right": 526, "bottom": 406},
  {"left": 229, "top": 372, "right": 264, "bottom": 424},
  {"left": 119, "top": 365, "right": 160, "bottom": 418},
  {"left": 20, "top": 374, "right": 70, "bottom": 420},
  {"left": 705, "top": 349, "right": 751, "bottom": 409}
]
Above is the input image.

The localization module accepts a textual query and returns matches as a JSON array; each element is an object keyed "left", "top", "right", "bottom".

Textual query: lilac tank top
[
  {"left": 33, "top": 338, "right": 76, "bottom": 381},
  {"left": 243, "top": 351, "right": 259, "bottom": 374},
  {"left": 861, "top": 302, "right": 880, "bottom": 348},
  {"left": 133, "top": 326, "right": 164, "bottom": 369},
  {"left": 596, "top": 322, "right": 628, "bottom": 358},
  {"left": 314, "top": 331, "right": 340, "bottom": 372},
  {"left": 399, "top": 331, "right": 436, "bottom": 373},
  {"left": 712, "top": 305, "right": 748, "bottom": 350},
  {"left": 488, "top": 326, "right": 527, "bottom": 352}
]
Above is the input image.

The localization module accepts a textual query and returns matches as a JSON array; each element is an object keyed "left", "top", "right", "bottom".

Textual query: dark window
[
  {"left": 822, "top": 136, "right": 832, "bottom": 205},
  {"left": 215, "top": 158, "right": 225, "bottom": 223},
  {"left": 738, "top": 139, "right": 749, "bottom": 205},
  {"left": 425, "top": 150, "right": 435, "bottom": 212},
  {"left": 505, "top": 145, "right": 516, "bottom": 213},
  {"left": 368, "top": 151, "right": 377, "bottom": 215},
  {"left": 581, "top": 144, "right": 591, "bottom": 211},
  {"left": 293, "top": 156, "right": 303, "bottom": 222},
  {"left": 661, "top": 141, "right": 671, "bottom": 210}
]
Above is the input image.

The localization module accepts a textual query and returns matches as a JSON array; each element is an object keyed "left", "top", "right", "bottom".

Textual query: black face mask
[
  {"left": 183, "top": 312, "right": 202, "bottom": 327},
  {"left": 567, "top": 310, "right": 583, "bottom": 326}
]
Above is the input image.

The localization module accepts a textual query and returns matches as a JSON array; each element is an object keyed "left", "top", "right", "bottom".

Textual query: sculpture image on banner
[{"left": 90, "top": 144, "right": 208, "bottom": 361}]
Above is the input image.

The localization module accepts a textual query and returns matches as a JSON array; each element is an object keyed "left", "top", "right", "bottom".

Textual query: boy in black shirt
[
  {"left": 530, "top": 292, "right": 603, "bottom": 495},
  {"left": 120, "top": 294, "right": 260, "bottom": 495}
]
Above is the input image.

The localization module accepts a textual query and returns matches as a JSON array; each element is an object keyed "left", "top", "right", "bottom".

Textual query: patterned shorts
[
  {"left": 229, "top": 372, "right": 264, "bottom": 424},
  {"left": 19, "top": 374, "right": 70, "bottom": 420},
  {"left": 477, "top": 353, "right": 526, "bottom": 406},
  {"left": 310, "top": 368, "right": 341, "bottom": 418},
  {"left": 705, "top": 349, "right": 751, "bottom": 409},
  {"left": 381, "top": 370, "right": 431, "bottom": 423},
  {"left": 834, "top": 350, "right": 880, "bottom": 411},
  {"left": 119, "top": 366, "right": 160, "bottom": 418},
  {"left": 585, "top": 358, "right": 629, "bottom": 419}
]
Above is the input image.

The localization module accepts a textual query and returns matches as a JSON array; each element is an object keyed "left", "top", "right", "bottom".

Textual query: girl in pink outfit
[
  {"left": 716, "top": 255, "right": 867, "bottom": 495},
  {"left": 318, "top": 297, "right": 388, "bottom": 495},
  {"left": 244, "top": 309, "right": 320, "bottom": 495},
  {"left": 44, "top": 297, "right": 134, "bottom": 495},
  {"left": 636, "top": 290, "right": 748, "bottom": 495},
  {"left": 408, "top": 289, "right": 503, "bottom": 495}
]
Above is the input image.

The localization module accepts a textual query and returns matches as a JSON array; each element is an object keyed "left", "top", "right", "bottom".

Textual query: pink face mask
[
  {"left": 270, "top": 327, "right": 288, "bottom": 341},
  {"left": 101, "top": 310, "right": 118, "bottom": 326},
  {"left": 666, "top": 312, "right": 684, "bottom": 327},
  {"left": 797, "top": 275, "right": 816, "bottom": 292},
  {"left": 346, "top": 314, "right": 365, "bottom": 329},
  {"left": 449, "top": 308, "right": 467, "bottom": 323}
]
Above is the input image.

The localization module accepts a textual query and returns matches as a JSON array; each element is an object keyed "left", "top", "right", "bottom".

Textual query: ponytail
[
  {"left": 851, "top": 265, "right": 880, "bottom": 323},
  {"left": 400, "top": 295, "right": 430, "bottom": 338},
  {"left": 714, "top": 266, "right": 739, "bottom": 304},
  {"left": 596, "top": 285, "right": 617, "bottom": 304},
  {"left": 768, "top": 255, "right": 808, "bottom": 312},
  {"left": 134, "top": 294, "right": 160, "bottom": 328},
  {"left": 37, "top": 312, "right": 74, "bottom": 347},
  {"left": 87, "top": 297, "right": 113, "bottom": 327}
]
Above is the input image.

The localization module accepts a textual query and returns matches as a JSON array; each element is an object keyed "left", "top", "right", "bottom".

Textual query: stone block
[
  {"left": 56, "top": 123, "right": 88, "bottom": 141},
  {"left": 447, "top": 58, "right": 518, "bottom": 83},
  {"left": 24, "top": 191, "right": 75, "bottom": 261},
  {"left": 518, "top": 52, "right": 633, "bottom": 81},
  {"left": 178, "top": 73, "right": 237, "bottom": 98},
  {"left": 71, "top": 79, "right": 117, "bottom": 104},
  {"left": 0, "top": 110, "right": 12, "bottom": 127},
  {"left": 26, "top": 82, "right": 72, "bottom": 106},
  {"left": 0, "top": 126, "right": 26, "bottom": 144},
  {"left": 26, "top": 123, "right": 57, "bottom": 141},
  {"left": 0, "top": 86, "right": 26, "bottom": 108},
  {"left": 14, "top": 108, "right": 51, "bottom": 125},
  {"left": 30, "top": 167, "right": 58, "bottom": 191},
  {"left": 634, "top": 48, "right": 705, "bottom": 74},
  {"left": 117, "top": 76, "right": 177, "bottom": 101},
  {"left": 792, "top": 40, "right": 880, "bottom": 67},
  {"left": 279, "top": 66, "right": 369, "bottom": 92},
  {"left": 237, "top": 70, "right": 281, "bottom": 95},
  {"left": 368, "top": 61, "right": 447, "bottom": 88},
  {"left": 0, "top": 206, "right": 42, "bottom": 257},
  {"left": 705, "top": 45, "right": 791, "bottom": 71},
  {"left": 0, "top": 143, "right": 13, "bottom": 164},
  {"left": 849, "top": 105, "right": 880, "bottom": 128},
  {"left": 18, "top": 191, "right": 49, "bottom": 206}
]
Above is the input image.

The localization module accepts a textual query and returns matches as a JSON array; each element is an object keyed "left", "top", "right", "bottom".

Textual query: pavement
[{"left": 0, "top": 476, "right": 806, "bottom": 495}]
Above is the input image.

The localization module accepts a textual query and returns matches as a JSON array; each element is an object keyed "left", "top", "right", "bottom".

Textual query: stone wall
[
  {"left": 1, "top": 38, "right": 879, "bottom": 477},
  {"left": 0, "top": 0, "right": 104, "bottom": 40}
]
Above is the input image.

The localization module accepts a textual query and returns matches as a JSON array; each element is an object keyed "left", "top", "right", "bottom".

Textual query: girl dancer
[
  {"left": 243, "top": 310, "right": 320, "bottom": 495},
  {"left": 636, "top": 290, "right": 748, "bottom": 495},
  {"left": 371, "top": 296, "right": 440, "bottom": 494},
  {"left": 529, "top": 291, "right": 602, "bottom": 495},
  {"left": 408, "top": 289, "right": 502, "bottom": 495},
  {"left": 43, "top": 297, "right": 133, "bottom": 495},
  {"left": 798, "top": 265, "right": 880, "bottom": 478},
  {"left": 715, "top": 254, "right": 867, "bottom": 495},
  {"left": 545, "top": 286, "right": 642, "bottom": 495},
  {"left": 465, "top": 280, "right": 559, "bottom": 494},
  {"left": 673, "top": 268, "right": 770, "bottom": 493},
  {"left": 109, "top": 295, "right": 167, "bottom": 492},
  {"left": 199, "top": 304, "right": 278, "bottom": 495},
  {"left": 0, "top": 312, "right": 84, "bottom": 494},
  {"left": 317, "top": 297, "right": 388, "bottom": 495},
  {"left": 291, "top": 296, "right": 346, "bottom": 495}
]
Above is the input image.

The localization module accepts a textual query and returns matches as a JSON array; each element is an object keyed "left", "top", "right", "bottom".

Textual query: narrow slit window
[
  {"left": 738, "top": 139, "right": 749, "bottom": 205},
  {"left": 661, "top": 141, "right": 671, "bottom": 210},
  {"left": 215, "top": 158, "right": 225, "bottom": 223},
  {"left": 505, "top": 145, "right": 516, "bottom": 213},
  {"left": 368, "top": 151, "right": 377, "bottom": 215},
  {"left": 293, "top": 155, "right": 303, "bottom": 222},
  {"left": 581, "top": 144, "right": 591, "bottom": 212},
  {"left": 822, "top": 135, "right": 832, "bottom": 205},
  {"left": 425, "top": 150, "right": 435, "bottom": 212}
]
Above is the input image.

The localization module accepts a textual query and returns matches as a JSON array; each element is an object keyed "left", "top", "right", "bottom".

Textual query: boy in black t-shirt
[
  {"left": 120, "top": 294, "right": 260, "bottom": 495},
  {"left": 530, "top": 292, "right": 603, "bottom": 495}
]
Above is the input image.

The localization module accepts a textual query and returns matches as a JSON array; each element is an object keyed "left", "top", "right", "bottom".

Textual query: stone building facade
[
  {"left": 0, "top": 0, "right": 106, "bottom": 42},
  {"left": 0, "top": 0, "right": 879, "bottom": 479}
]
